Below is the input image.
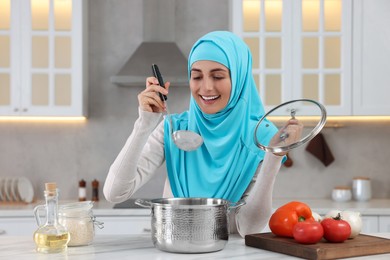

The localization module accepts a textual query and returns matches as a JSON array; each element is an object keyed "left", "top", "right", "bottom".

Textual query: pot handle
[
  {"left": 228, "top": 199, "right": 246, "bottom": 210},
  {"left": 135, "top": 199, "right": 152, "bottom": 208}
]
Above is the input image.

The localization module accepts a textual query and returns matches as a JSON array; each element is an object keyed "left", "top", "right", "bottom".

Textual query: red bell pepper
[{"left": 269, "top": 201, "right": 314, "bottom": 238}]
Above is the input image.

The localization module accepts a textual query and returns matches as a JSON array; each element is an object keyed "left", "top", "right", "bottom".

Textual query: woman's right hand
[
  {"left": 269, "top": 118, "right": 303, "bottom": 156},
  {"left": 138, "top": 77, "right": 170, "bottom": 113}
]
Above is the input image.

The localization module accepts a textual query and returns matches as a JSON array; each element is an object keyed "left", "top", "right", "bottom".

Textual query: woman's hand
[
  {"left": 269, "top": 119, "right": 304, "bottom": 156},
  {"left": 138, "top": 77, "right": 170, "bottom": 113}
]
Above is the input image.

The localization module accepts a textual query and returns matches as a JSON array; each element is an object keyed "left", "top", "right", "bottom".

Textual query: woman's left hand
[{"left": 269, "top": 119, "right": 304, "bottom": 156}]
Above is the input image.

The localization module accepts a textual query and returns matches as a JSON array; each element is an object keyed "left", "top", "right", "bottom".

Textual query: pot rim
[{"left": 135, "top": 197, "right": 245, "bottom": 209}]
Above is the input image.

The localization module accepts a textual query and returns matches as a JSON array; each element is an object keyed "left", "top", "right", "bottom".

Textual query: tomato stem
[{"left": 333, "top": 213, "right": 342, "bottom": 221}]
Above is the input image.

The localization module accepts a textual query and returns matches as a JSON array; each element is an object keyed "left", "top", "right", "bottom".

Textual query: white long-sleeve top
[{"left": 103, "top": 108, "right": 283, "bottom": 237}]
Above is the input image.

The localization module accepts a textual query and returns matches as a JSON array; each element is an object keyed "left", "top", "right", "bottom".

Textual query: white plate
[
  {"left": 4, "top": 178, "right": 12, "bottom": 201},
  {"left": 17, "top": 177, "right": 34, "bottom": 203},
  {"left": 11, "top": 178, "right": 20, "bottom": 202},
  {"left": 0, "top": 177, "right": 4, "bottom": 201},
  {"left": 8, "top": 178, "right": 16, "bottom": 201}
]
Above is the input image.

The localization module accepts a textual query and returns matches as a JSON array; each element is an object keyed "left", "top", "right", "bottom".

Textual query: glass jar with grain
[{"left": 58, "top": 201, "right": 103, "bottom": 246}]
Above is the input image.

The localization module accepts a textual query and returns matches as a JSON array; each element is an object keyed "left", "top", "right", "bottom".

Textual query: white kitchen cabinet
[
  {"left": 232, "top": 0, "right": 352, "bottom": 115},
  {"left": 0, "top": 213, "right": 388, "bottom": 236},
  {"left": 94, "top": 216, "right": 151, "bottom": 235},
  {"left": 352, "top": 0, "right": 390, "bottom": 115},
  {"left": 0, "top": 0, "right": 88, "bottom": 117},
  {"left": 379, "top": 216, "right": 390, "bottom": 233},
  {"left": 0, "top": 217, "right": 37, "bottom": 235},
  {"left": 361, "top": 216, "right": 379, "bottom": 233},
  {"left": 232, "top": 0, "right": 390, "bottom": 116},
  {"left": 0, "top": 215, "right": 151, "bottom": 236}
]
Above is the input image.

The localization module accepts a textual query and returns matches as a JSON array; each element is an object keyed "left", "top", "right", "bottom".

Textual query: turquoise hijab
[{"left": 164, "top": 31, "right": 278, "bottom": 203}]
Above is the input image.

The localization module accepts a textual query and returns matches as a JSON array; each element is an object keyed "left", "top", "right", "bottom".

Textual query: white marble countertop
[
  {"left": 1, "top": 199, "right": 390, "bottom": 217},
  {"left": 1, "top": 233, "right": 390, "bottom": 260}
]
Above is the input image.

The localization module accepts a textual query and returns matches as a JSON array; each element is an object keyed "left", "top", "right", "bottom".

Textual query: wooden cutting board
[{"left": 245, "top": 232, "right": 390, "bottom": 260}]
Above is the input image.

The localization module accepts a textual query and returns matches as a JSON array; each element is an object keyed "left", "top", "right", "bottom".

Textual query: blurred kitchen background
[{"left": 1, "top": 0, "right": 390, "bottom": 202}]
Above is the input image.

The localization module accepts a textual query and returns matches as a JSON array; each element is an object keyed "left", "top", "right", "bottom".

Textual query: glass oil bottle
[{"left": 33, "top": 183, "right": 70, "bottom": 253}]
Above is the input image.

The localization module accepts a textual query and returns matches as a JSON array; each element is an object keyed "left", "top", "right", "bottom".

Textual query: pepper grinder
[{"left": 92, "top": 179, "right": 99, "bottom": 202}]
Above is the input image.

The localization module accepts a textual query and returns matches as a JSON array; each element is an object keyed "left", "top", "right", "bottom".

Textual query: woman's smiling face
[{"left": 190, "top": 60, "right": 231, "bottom": 114}]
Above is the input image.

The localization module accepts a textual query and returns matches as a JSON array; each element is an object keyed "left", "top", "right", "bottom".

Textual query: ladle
[{"left": 152, "top": 64, "right": 203, "bottom": 151}]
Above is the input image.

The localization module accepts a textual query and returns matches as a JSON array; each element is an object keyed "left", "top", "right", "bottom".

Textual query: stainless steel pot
[{"left": 135, "top": 198, "right": 245, "bottom": 253}]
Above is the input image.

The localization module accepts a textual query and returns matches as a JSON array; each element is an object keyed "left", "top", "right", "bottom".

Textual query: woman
[{"left": 103, "top": 31, "right": 302, "bottom": 237}]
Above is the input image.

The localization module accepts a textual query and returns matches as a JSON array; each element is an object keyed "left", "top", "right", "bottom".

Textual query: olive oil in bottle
[
  {"left": 33, "top": 183, "right": 70, "bottom": 253},
  {"left": 34, "top": 233, "right": 70, "bottom": 252}
]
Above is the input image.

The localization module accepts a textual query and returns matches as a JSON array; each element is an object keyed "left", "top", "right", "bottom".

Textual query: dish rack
[{"left": 0, "top": 176, "right": 35, "bottom": 204}]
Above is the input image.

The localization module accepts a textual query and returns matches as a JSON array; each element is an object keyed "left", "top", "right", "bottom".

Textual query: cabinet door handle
[
  {"left": 22, "top": 108, "right": 28, "bottom": 112},
  {"left": 14, "top": 108, "right": 19, "bottom": 112},
  {"left": 143, "top": 228, "right": 151, "bottom": 232}
]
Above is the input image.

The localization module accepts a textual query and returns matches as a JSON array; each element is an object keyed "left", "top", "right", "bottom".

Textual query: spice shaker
[
  {"left": 79, "top": 179, "right": 86, "bottom": 201},
  {"left": 352, "top": 177, "right": 372, "bottom": 201},
  {"left": 92, "top": 179, "right": 99, "bottom": 201}
]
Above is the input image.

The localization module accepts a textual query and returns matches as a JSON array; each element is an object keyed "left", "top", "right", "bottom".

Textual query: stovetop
[{"left": 113, "top": 198, "right": 144, "bottom": 209}]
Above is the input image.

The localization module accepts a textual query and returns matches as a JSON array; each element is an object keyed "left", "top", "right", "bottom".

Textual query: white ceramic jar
[
  {"left": 331, "top": 186, "right": 352, "bottom": 202},
  {"left": 352, "top": 177, "right": 372, "bottom": 201}
]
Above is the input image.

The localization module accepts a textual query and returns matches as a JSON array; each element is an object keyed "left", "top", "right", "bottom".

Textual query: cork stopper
[
  {"left": 45, "top": 182, "right": 57, "bottom": 191},
  {"left": 45, "top": 182, "right": 57, "bottom": 195}
]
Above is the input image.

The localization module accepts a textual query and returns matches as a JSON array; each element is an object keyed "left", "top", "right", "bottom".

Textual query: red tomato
[
  {"left": 293, "top": 220, "right": 324, "bottom": 244},
  {"left": 321, "top": 215, "right": 351, "bottom": 243}
]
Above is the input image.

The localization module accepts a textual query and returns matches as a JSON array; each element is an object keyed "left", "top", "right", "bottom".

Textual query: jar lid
[
  {"left": 353, "top": 176, "right": 370, "bottom": 180},
  {"left": 334, "top": 186, "right": 351, "bottom": 190},
  {"left": 59, "top": 201, "right": 94, "bottom": 217}
]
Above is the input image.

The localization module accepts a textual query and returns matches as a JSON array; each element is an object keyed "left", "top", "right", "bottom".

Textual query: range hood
[{"left": 111, "top": 0, "right": 188, "bottom": 87}]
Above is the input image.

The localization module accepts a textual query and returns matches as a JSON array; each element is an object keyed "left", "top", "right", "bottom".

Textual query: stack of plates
[{"left": 0, "top": 177, "right": 34, "bottom": 203}]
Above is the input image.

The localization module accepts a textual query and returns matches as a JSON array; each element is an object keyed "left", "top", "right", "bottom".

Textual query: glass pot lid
[{"left": 254, "top": 99, "right": 327, "bottom": 153}]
